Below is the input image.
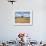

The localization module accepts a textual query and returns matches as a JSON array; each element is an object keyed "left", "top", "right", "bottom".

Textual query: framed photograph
[{"left": 15, "top": 10, "right": 33, "bottom": 26}]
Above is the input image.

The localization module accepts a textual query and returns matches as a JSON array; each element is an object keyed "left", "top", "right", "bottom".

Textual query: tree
[{"left": 21, "top": 16, "right": 24, "bottom": 18}]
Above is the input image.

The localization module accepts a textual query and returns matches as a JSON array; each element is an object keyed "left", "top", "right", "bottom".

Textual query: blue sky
[{"left": 15, "top": 12, "right": 30, "bottom": 17}]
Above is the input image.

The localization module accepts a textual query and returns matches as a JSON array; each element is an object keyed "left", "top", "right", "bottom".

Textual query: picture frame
[{"left": 14, "top": 10, "right": 33, "bottom": 26}]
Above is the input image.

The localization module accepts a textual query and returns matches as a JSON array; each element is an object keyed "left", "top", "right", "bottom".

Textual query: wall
[{"left": 0, "top": 0, "right": 46, "bottom": 42}]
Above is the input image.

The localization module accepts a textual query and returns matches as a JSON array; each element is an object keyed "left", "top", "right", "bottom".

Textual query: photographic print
[{"left": 15, "top": 10, "right": 32, "bottom": 26}]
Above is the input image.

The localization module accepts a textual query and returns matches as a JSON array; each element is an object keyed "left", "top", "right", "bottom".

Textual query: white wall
[{"left": 0, "top": 0, "right": 46, "bottom": 42}]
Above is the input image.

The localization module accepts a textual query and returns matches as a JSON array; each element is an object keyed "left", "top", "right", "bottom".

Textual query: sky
[{"left": 15, "top": 11, "right": 30, "bottom": 17}]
